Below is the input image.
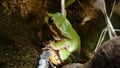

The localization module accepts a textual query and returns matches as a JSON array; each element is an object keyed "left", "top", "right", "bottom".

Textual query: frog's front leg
[
  {"left": 43, "top": 39, "right": 72, "bottom": 65},
  {"left": 44, "top": 39, "right": 70, "bottom": 50}
]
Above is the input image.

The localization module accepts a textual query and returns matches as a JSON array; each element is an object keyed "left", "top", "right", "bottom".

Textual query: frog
[{"left": 44, "top": 12, "right": 81, "bottom": 65}]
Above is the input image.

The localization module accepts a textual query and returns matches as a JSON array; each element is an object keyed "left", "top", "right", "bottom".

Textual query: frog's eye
[{"left": 48, "top": 18, "right": 54, "bottom": 25}]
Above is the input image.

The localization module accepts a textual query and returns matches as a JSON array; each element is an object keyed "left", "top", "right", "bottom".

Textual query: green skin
[{"left": 45, "top": 12, "right": 81, "bottom": 62}]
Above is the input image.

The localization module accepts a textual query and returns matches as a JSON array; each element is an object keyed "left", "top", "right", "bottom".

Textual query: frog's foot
[
  {"left": 42, "top": 41, "right": 55, "bottom": 50},
  {"left": 49, "top": 49, "right": 61, "bottom": 65},
  {"left": 42, "top": 46, "right": 62, "bottom": 65}
]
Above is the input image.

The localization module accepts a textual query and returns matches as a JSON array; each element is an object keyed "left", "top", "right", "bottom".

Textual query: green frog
[{"left": 44, "top": 12, "right": 81, "bottom": 65}]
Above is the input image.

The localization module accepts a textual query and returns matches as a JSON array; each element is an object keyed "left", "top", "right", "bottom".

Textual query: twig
[
  {"left": 109, "top": 0, "right": 116, "bottom": 18},
  {"left": 94, "top": 28, "right": 107, "bottom": 53},
  {"left": 94, "top": 0, "right": 117, "bottom": 52},
  {"left": 61, "top": 0, "right": 65, "bottom": 16}
]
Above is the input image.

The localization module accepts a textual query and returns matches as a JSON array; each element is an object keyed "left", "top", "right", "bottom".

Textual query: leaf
[{"left": 65, "top": 0, "right": 76, "bottom": 7}]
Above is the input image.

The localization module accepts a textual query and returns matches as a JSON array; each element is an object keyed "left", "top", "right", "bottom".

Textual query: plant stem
[{"left": 61, "top": 0, "right": 65, "bottom": 16}]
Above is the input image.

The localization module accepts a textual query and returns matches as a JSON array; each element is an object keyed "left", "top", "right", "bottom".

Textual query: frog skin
[{"left": 45, "top": 12, "right": 81, "bottom": 65}]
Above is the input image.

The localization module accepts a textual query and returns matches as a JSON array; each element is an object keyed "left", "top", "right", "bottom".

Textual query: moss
[{"left": 0, "top": 0, "right": 47, "bottom": 68}]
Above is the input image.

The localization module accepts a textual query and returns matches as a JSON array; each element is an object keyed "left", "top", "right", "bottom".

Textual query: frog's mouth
[{"left": 47, "top": 17, "right": 65, "bottom": 41}]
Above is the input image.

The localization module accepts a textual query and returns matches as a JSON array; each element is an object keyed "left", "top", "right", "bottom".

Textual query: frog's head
[{"left": 45, "top": 13, "right": 67, "bottom": 40}]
